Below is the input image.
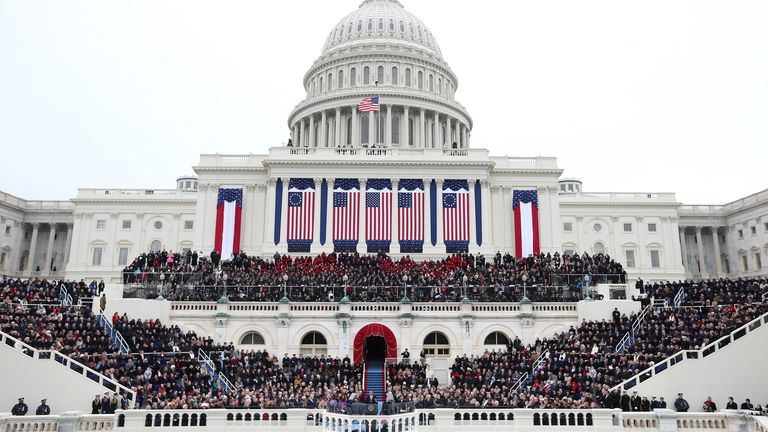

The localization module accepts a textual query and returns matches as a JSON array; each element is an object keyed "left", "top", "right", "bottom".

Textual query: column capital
[
  {"left": 30, "top": 222, "right": 40, "bottom": 229},
  {"left": 480, "top": 179, "right": 490, "bottom": 188},
  {"left": 390, "top": 178, "right": 399, "bottom": 186},
  {"left": 267, "top": 177, "right": 279, "bottom": 186},
  {"left": 313, "top": 177, "right": 323, "bottom": 185},
  {"left": 327, "top": 177, "right": 335, "bottom": 185},
  {"left": 256, "top": 183, "right": 267, "bottom": 191},
  {"left": 435, "top": 179, "right": 444, "bottom": 187},
  {"left": 360, "top": 178, "right": 368, "bottom": 187},
  {"left": 245, "top": 184, "right": 256, "bottom": 191},
  {"left": 695, "top": 226, "right": 703, "bottom": 234}
]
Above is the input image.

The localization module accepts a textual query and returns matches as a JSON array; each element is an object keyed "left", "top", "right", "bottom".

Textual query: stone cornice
[
  {"left": 262, "top": 159, "right": 494, "bottom": 168},
  {"left": 559, "top": 201, "right": 682, "bottom": 208},
  {"left": 70, "top": 198, "right": 197, "bottom": 205}
]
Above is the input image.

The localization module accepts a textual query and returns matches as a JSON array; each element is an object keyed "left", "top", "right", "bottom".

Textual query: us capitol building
[{"left": 1, "top": 0, "right": 767, "bottom": 284}]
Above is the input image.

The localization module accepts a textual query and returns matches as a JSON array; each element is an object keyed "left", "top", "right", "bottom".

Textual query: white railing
[
  {"left": 673, "top": 288, "right": 685, "bottom": 308},
  {"left": 616, "top": 304, "right": 652, "bottom": 353},
  {"left": 96, "top": 314, "right": 130, "bottom": 354},
  {"left": 323, "top": 410, "right": 418, "bottom": 432},
  {"left": 0, "top": 330, "right": 136, "bottom": 406},
  {"left": 196, "top": 349, "right": 236, "bottom": 394},
  {"left": 613, "top": 311, "right": 768, "bottom": 391}
]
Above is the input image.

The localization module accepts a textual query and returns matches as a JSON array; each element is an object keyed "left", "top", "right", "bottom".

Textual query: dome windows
[
  {"left": 377, "top": 66, "right": 384, "bottom": 84},
  {"left": 405, "top": 68, "right": 411, "bottom": 87},
  {"left": 417, "top": 71, "right": 423, "bottom": 89},
  {"left": 408, "top": 23, "right": 414, "bottom": 35},
  {"left": 350, "top": 68, "right": 357, "bottom": 86},
  {"left": 378, "top": 19, "right": 384, "bottom": 31},
  {"left": 428, "top": 74, "right": 434, "bottom": 91},
  {"left": 363, "top": 66, "right": 370, "bottom": 85},
  {"left": 391, "top": 67, "right": 398, "bottom": 85},
  {"left": 357, "top": 21, "right": 362, "bottom": 33},
  {"left": 347, "top": 23, "right": 353, "bottom": 35},
  {"left": 367, "top": 19, "right": 373, "bottom": 31},
  {"left": 399, "top": 21, "right": 405, "bottom": 33},
  {"left": 389, "top": 19, "right": 394, "bottom": 32},
  {"left": 338, "top": 70, "right": 344, "bottom": 88},
  {"left": 417, "top": 27, "right": 423, "bottom": 39}
]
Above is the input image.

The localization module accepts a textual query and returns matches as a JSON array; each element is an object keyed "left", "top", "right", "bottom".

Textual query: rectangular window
[
  {"left": 647, "top": 223, "right": 657, "bottom": 232},
  {"left": 741, "top": 255, "right": 749, "bottom": 272},
  {"left": 564, "top": 249, "right": 575, "bottom": 255},
  {"left": 122, "top": 220, "right": 132, "bottom": 230},
  {"left": 184, "top": 220, "right": 194, "bottom": 230},
  {"left": 650, "top": 250, "right": 660, "bottom": 268},
  {"left": 756, "top": 253, "right": 763, "bottom": 270},
  {"left": 560, "top": 184, "right": 566, "bottom": 192},
  {"left": 4, "top": 226, "right": 10, "bottom": 235},
  {"left": 625, "top": 250, "right": 636, "bottom": 268},
  {"left": 92, "top": 247, "right": 103, "bottom": 266},
  {"left": 118, "top": 247, "right": 130, "bottom": 266},
  {"left": 96, "top": 220, "right": 106, "bottom": 230},
  {"left": 764, "top": 222, "right": 768, "bottom": 232},
  {"left": 181, "top": 247, "right": 191, "bottom": 255},
  {"left": 623, "top": 223, "right": 632, "bottom": 233},
  {"left": 750, "top": 226, "right": 757, "bottom": 235},
  {"left": 563, "top": 222, "right": 573, "bottom": 232},
  {"left": 738, "top": 230, "right": 744, "bottom": 239},
  {"left": 0, "top": 252, "right": 5, "bottom": 265}
]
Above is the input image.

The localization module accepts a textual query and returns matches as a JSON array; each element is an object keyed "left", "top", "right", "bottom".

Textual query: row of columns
[
  {"left": 679, "top": 226, "right": 724, "bottom": 279},
  {"left": 21, "top": 222, "right": 73, "bottom": 276},
  {"left": 269, "top": 177, "right": 491, "bottom": 253},
  {"left": 291, "top": 105, "right": 470, "bottom": 149}
]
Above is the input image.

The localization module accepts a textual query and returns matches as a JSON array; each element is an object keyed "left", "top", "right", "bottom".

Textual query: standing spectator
[
  {"left": 612, "top": 308, "right": 621, "bottom": 323},
  {"left": 99, "top": 294, "right": 107, "bottom": 312},
  {"left": 659, "top": 397, "right": 667, "bottom": 409},
  {"left": 741, "top": 399, "right": 754, "bottom": 410},
  {"left": 100, "top": 393, "right": 111, "bottom": 414},
  {"left": 620, "top": 392, "right": 631, "bottom": 412},
  {"left": 726, "top": 397, "right": 738, "bottom": 410},
  {"left": 675, "top": 393, "right": 690, "bottom": 412},
  {"left": 703, "top": 396, "right": 717, "bottom": 412},
  {"left": 35, "top": 399, "right": 50, "bottom": 415},
  {"left": 91, "top": 395, "right": 101, "bottom": 414},
  {"left": 631, "top": 391, "right": 642, "bottom": 411},
  {"left": 11, "top": 397, "right": 28, "bottom": 416}
]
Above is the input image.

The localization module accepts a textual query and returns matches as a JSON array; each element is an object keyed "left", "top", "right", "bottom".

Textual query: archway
[{"left": 353, "top": 323, "right": 397, "bottom": 364}]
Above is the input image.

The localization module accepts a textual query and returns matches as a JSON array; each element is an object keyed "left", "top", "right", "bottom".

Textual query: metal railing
[
  {"left": 197, "top": 348, "right": 237, "bottom": 394},
  {"left": 326, "top": 401, "right": 416, "bottom": 415},
  {"left": 673, "top": 287, "right": 686, "bottom": 308},
  {"left": 615, "top": 304, "right": 652, "bottom": 354},
  {"left": 96, "top": 313, "right": 130, "bottom": 354}
]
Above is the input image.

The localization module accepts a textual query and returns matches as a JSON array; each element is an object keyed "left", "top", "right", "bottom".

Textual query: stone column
[
  {"left": 711, "top": 227, "right": 724, "bottom": 277},
  {"left": 433, "top": 112, "right": 439, "bottom": 149},
  {"left": 480, "top": 180, "right": 492, "bottom": 249},
  {"left": 385, "top": 104, "right": 392, "bottom": 146},
  {"left": 242, "top": 184, "right": 256, "bottom": 253},
  {"left": 335, "top": 107, "right": 342, "bottom": 147},
  {"left": 62, "top": 223, "right": 74, "bottom": 271},
  {"left": 312, "top": 178, "right": 322, "bottom": 251},
  {"left": 291, "top": 124, "right": 298, "bottom": 144},
  {"left": 403, "top": 106, "right": 410, "bottom": 146},
  {"left": 368, "top": 113, "right": 375, "bottom": 146},
  {"left": 435, "top": 179, "right": 444, "bottom": 248},
  {"left": 27, "top": 223, "right": 40, "bottom": 275},
  {"left": 419, "top": 108, "right": 426, "bottom": 148},
  {"left": 359, "top": 179, "right": 367, "bottom": 248},
  {"left": 423, "top": 178, "right": 433, "bottom": 248},
  {"left": 309, "top": 115, "right": 316, "bottom": 148},
  {"left": 351, "top": 105, "right": 359, "bottom": 147},
  {"left": 695, "top": 227, "right": 708, "bottom": 278},
  {"left": 44, "top": 224, "right": 56, "bottom": 275},
  {"left": 320, "top": 111, "right": 327, "bottom": 148},
  {"left": 446, "top": 116, "right": 453, "bottom": 148},
  {"left": 300, "top": 119, "right": 306, "bottom": 147},
  {"left": 390, "top": 178, "right": 399, "bottom": 253},
  {"left": 679, "top": 228, "right": 690, "bottom": 277},
  {"left": 325, "top": 178, "right": 335, "bottom": 250}
]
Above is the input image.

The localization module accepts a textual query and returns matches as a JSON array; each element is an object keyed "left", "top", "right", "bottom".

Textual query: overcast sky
[{"left": 1, "top": 0, "right": 766, "bottom": 204}]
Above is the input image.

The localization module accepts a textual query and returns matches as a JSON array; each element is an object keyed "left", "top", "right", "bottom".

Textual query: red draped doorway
[{"left": 353, "top": 323, "right": 397, "bottom": 364}]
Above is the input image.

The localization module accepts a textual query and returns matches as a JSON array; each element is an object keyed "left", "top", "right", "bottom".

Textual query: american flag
[
  {"left": 333, "top": 179, "right": 360, "bottom": 242},
  {"left": 214, "top": 188, "right": 243, "bottom": 261},
  {"left": 513, "top": 189, "right": 540, "bottom": 258},
  {"left": 398, "top": 179, "right": 424, "bottom": 243},
  {"left": 366, "top": 179, "right": 392, "bottom": 242},
  {"left": 443, "top": 180, "right": 470, "bottom": 242},
  {"left": 358, "top": 96, "right": 380, "bottom": 112},
  {"left": 287, "top": 178, "right": 315, "bottom": 245}
]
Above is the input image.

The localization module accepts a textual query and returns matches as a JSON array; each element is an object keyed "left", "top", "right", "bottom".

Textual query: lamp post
[
  {"left": 218, "top": 273, "right": 229, "bottom": 303},
  {"left": 584, "top": 274, "right": 592, "bottom": 301},
  {"left": 342, "top": 274, "right": 349, "bottom": 302},
  {"left": 156, "top": 273, "right": 166, "bottom": 301},
  {"left": 462, "top": 275, "right": 469, "bottom": 302},
  {"left": 402, "top": 274, "right": 409, "bottom": 302},
  {"left": 521, "top": 273, "right": 529, "bottom": 303},
  {"left": 282, "top": 274, "right": 289, "bottom": 301}
]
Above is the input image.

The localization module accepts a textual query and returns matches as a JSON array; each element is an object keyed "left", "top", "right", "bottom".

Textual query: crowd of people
[
  {"left": 3, "top": 266, "right": 767, "bottom": 414},
  {"left": 122, "top": 250, "right": 627, "bottom": 303}
]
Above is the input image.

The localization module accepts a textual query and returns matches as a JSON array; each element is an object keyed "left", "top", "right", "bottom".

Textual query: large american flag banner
[
  {"left": 513, "top": 190, "right": 540, "bottom": 258},
  {"left": 442, "top": 180, "right": 470, "bottom": 253},
  {"left": 333, "top": 179, "right": 360, "bottom": 252},
  {"left": 214, "top": 188, "right": 243, "bottom": 261},
  {"left": 358, "top": 96, "right": 380, "bottom": 112},
  {"left": 398, "top": 179, "right": 424, "bottom": 253},
  {"left": 365, "top": 179, "right": 392, "bottom": 252},
  {"left": 287, "top": 178, "right": 315, "bottom": 252}
]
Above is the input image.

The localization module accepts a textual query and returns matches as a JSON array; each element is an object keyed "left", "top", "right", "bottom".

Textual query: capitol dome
[
  {"left": 322, "top": 0, "right": 443, "bottom": 59},
  {"left": 287, "top": 0, "right": 472, "bottom": 151}
]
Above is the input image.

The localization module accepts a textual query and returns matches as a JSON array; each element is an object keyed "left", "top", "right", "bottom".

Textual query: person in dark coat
[
  {"left": 191, "top": 251, "right": 199, "bottom": 267},
  {"left": 108, "top": 395, "right": 118, "bottom": 414},
  {"left": 659, "top": 397, "right": 667, "bottom": 409},
  {"left": 12, "top": 398, "right": 28, "bottom": 416},
  {"left": 100, "top": 393, "right": 111, "bottom": 414},
  {"left": 675, "top": 393, "right": 690, "bottom": 412},
  {"left": 620, "top": 392, "right": 631, "bottom": 412},
  {"left": 641, "top": 397, "right": 651, "bottom": 412},
  {"left": 741, "top": 399, "right": 754, "bottom": 410},
  {"left": 631, "top": 392, "right": 642, "bottom": 411},
  {"left": 210, "top": 250, "right": 220, "bottom": 267},
  {"left": 726, "top": 397, "right": 738, "bottom": 410},
  {"left": 91, "top": 395, "right": 102, "bottom": 414},
  {"left": 35, "top": 399, "right": 50, "bottom": 415}
]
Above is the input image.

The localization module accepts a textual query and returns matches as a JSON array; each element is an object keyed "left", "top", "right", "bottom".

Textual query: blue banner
[
  {"left": 475, "top": 180, "right": 482, "bottom": 246},
  {"left": 430, "top": 180, "right": 437, "bottom": 247},
  {"left": 273, "top": 178, "right": 282, "bottom": 245},
  {"left": 320, "top": 179, "right": 328, "bottom": 246}
]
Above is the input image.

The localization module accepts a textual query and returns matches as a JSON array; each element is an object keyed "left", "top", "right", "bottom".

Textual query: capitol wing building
[{"left": 1, "top": 0, "right": 767, "bottom": 285}]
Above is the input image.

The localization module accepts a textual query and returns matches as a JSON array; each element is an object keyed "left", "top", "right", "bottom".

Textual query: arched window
[
  {"left": 428, "top": 74, "right": 434, "bottom": 91},
  {"left": 357, "top": 21, "right": 363, "bottom": 33},
  {"left": 319, "top": 76, "right": 323, "bottom": 92},
  {"left": 338, "top": 70, "right": 344, "bottom": 88},
  {"left": 391, "top": 67, "right": 398, "bottom": 85},
  {"left": 405, "top": 69, "right": 411, "bottom": 87},
  {"left": 399, "top": 21, "right": 405, "bottom": 33},
  {"left": 300, "top": 331, "right": 327, "bottom": 355},
  {"left": 150, "top": 240, "right": 162, "bottom": 252},
  {"left": 389, "top": 19, "right": 394, "bottom": 32},
  {"left": 327, "top": 73, "right": 333, "bottom": 91},
  {"left": 423, "top": 331, "right": 450, "bottom": 357},
  {"left": 484, "top": 332, "right": 509, "bottom": 346},
  {"left": 240, "top": 331, "right": 265, "bottom": 345},
  {"left": 347, "top": 23, "right": 353, "bottom": 35},
  {"left": 437, "top": 77, "right": 442, "bottom": 94},
  {"left": 377, "top": 66, "right": 384, "bottom": 84},
  {"left": 361, "top": 114, "right": 369, "bottom": 144},
  {"left": 378, "top": 19, "right": 384, "bottom": 31},
  {"left": 408, "top": 118, "right": 414, "bottom": 146},
  {"left": 417, "top": 71, "right": 423, "bottom": 89},
  {"left": 350, "top": 68, "right": 357, "bottom": 86},
  {"left": 392, "top": 116, "right": 400, "bottom": 144},
  {"left": 594, "top": 242, "right": 605, "bottom": 254},
  {"left": 363, "top": 67, "right": 370, "bottom": 85},
  {"left": 367, "top": 20, "right": 373, "bottom": 31}
]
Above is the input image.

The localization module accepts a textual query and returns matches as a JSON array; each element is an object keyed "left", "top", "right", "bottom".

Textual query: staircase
[{"left": 364, "top": 359, "right": 385, "bottom": 402}]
